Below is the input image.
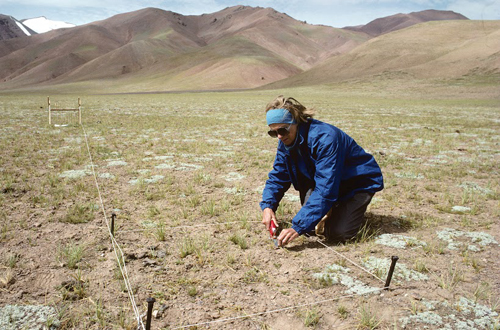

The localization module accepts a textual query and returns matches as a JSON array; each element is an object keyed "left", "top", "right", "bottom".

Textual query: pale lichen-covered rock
[
  {"left": 0, "top": 305, "right": 59, "bottom": 329},
  {"left": 375, "top": 234, "right": 427, "bottom": 249},
  {"left": 313, "top": 264, "right": 379, "bottom": 295},
  {"left": 400, "top": 297, "right": 498, "bottom": 329},
  {"left": 362, "top": 256, "right": 428, "bottom": 282},
  {"left": 437, "top": 228, "right": 498, "bottom": 251}
]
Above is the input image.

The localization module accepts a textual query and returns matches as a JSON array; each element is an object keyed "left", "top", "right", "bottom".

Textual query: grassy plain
[{"left": 0, "top": 79, "right": 499, "bottom": 329}]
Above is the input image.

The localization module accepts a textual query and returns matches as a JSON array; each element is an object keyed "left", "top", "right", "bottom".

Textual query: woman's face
[{"left": 269, "top": 123, "right": 298, "bottom": 146}]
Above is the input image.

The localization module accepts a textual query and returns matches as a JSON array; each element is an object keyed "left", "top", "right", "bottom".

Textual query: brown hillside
[
  {"left": 344, "top": 9, "right": 468, "bottom": 36},
  {"left": 0, "top": 6, "right": 365, "bottom": 91},
  {"left": 268, "top": 20, "right": 500, "bottom": 89}
]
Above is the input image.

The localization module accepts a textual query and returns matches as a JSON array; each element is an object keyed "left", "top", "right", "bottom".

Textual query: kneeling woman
[{"left": 260, "top": 96, "right": 384, "bottom": 247}]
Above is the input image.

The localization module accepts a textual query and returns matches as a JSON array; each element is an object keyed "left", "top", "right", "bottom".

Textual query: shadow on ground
[
  {"left": 365, "top": 212, "right": 412, "bottom": 235},
  {"left": 287, "top": 212, "right": 410, "bottom": 252}
]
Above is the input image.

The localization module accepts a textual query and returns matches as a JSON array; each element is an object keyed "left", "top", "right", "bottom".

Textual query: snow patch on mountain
[
  {"left": 22, "top": 16, "right": 75, "bottom": 33},
  {"left": 14, "top": 20, "right": 31, "bottom": 36}
]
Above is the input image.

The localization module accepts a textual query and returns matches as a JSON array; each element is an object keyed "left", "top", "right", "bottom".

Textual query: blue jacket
[{"left": 260, "top": 119, "right": 383, "bottom": 235}]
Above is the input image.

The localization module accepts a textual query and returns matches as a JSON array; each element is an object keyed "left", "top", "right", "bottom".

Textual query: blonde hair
[{"left": 265, "top": 95, "right": 315, "bottom": 123}]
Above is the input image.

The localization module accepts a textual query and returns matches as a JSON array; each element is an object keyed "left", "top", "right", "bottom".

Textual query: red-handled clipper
[{"left": 269, "top": 221, "right": 278, "bottom": 247}]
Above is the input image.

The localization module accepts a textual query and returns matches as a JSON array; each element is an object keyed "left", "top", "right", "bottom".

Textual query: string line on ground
[
  {"left": 112, "top": 220, "right": 263, "bottom": 233},
  {"left": 305, "top": 233, "right": 386, "bottom": 284},
  {"left": 81, "top": 124, "right": 145, "bottom": 330},
  {"left": 171, "top": 287, "right": 386, "bottom": 329}
]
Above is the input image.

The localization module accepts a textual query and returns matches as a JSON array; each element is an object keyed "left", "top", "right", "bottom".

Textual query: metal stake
[
  {"left": 78, "top": 97, "right": 82, "bottom": 125},
  {"left": 384, "top": 256, "right": 399, "bottom": 289},
  {"left": 111, "top": 212, "right": 116, "bottom": 237},
  {"left": 146, "top": 297, "right": 156, "bottom": 330}
]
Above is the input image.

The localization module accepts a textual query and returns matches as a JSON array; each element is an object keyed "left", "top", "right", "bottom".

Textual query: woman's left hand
[{"left": 277, "top": 228, "right": 299, "bottom": 247}]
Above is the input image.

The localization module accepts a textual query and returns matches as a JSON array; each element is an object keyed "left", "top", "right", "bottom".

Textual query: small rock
[
  {"left": 125, "top": 252, "right": 137, "bottom": 260},
  {"left": 143, "top": 258, "right": 157, "bottom": 267},
  {"left": 14, "top": 290, "right": 26, "bottom": 300},
  {"left": 157, "top": 251, "right": 167, "bottom": 258},
  {"left": 436, "top": 288, "right": 453, "bottom": 300},
  {"left": 451, "top": 205, "right": 471, "bottom": 213},
  {"left": 33, "top": 222, "right": 42, "bottom": 228},
  {"left": 411, "top": 294, "right": 422, "bottom": 300}
]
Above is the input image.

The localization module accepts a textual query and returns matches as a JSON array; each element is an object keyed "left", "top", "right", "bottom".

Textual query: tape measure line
[
  {"left": 170, "top": 287, "right": 385, "bottom": 329},
  {"left": 81, "top": 124, "right": 145, "bottom": 330}
]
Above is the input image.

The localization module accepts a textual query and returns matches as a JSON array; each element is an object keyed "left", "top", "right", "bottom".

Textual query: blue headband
[{"left": 266, "top": 108, "right": 296, "bottom": 125}]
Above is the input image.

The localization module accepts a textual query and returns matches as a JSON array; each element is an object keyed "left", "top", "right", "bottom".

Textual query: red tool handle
[{"left": 269, "top": 221, "right": 277, "bottom": 238}]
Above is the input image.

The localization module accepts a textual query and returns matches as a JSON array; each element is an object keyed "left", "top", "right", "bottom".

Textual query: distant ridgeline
[{"left": 0, "top": 6, "right": 496, "bottom": 93}]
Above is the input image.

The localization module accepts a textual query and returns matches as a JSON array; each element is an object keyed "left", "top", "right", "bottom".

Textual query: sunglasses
[{"left": 268, "top": 124, "right": 292, "bottom": 138}]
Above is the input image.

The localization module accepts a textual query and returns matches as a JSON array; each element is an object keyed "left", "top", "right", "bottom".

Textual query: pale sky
[{"left": 1, "top": 0, "right": 499, "bottom": 28}]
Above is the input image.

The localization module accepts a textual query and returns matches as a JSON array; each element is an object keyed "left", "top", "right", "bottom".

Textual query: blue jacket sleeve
[
  {"left": 291, "top": 132, "right": 344, "bottom": 234},
  {"left": 260, "top": 149, "right": 292, "bottom": 211}
]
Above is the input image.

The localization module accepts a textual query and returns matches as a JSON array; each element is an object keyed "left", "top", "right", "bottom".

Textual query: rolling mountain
[
  {"left": 0, "top": 6, "right": 497, "bottom": 92},
  {"left": 0, "top": 6, "right": 368, "bottom": 91},
  {"left": 269, "top": 20, "right": 500, "bottom": 88},
  {"left": 344, "top": 9, "right": 468, "bottom": 36}
]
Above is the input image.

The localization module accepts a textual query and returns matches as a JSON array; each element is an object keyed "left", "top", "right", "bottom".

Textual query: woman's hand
[
  {"left": 262, "top": 208, "right": 277, "bottom": 231},
  {"left": 277, "top": 228, "right": 299, "bottom": 247},
  {"left": 262, "top": 208, "right": 298, "bottom": 246}
]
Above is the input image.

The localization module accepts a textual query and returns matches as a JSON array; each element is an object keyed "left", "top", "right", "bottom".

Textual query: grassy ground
[{"left": 0, "top": 79, "right": 499, "bottom": 329}]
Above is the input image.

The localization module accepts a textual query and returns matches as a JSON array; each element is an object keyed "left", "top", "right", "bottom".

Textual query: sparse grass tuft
[
  {"left": 179, "top": 237, "right": 197, "bottom": 258},
  {"left": 5, "top": 253, "right": 19, "bottom": 268},
  {"left": 226, "top": 252, "right": 236, "bottom": 265},
  {"left": 229, "top": 232, "right": 248, "bottom": 249},
  {"left": 422, "top": 240, "right": 447, "bottom": 255},
  {"left": 472, "top": 282, "right": 491, "bottom": 303},
  {"left": 408, "top": 300, "right": 424, "bottom": 315},
  {"left": 438, "top": 264, "right": 464, "bottom": 290},
  {"left": 154, "top": 220, "right": 166, "bottom": 241},
  {"left": 337, "top": 305, "right": 349, "bottom": 319},
  {"left": 188, "top": 286, "right": 198, "bottom": 297},
  {"left": 147, "top": 205, "right": 161, "bottom": 218},
  {"left": 413, "top": 259, "right": 429, "bottom": 273},
  {"left": 93, "top": 298, "right": 107, "bottom": 327},
  {"left": 201, "top": 198, "right": 220, "bottom": 216},
  {"left": 243, "top": 267, "right": 267, "bottom": 283},
  {"left": 354, "top": 222, "right": 380, "bottom": 244},
  {"left": 303, "top": 308, "right": 321, "bottom": 327},
  {"left": 60, "top": 269, "right": 87, "bottom": 300},
  {"left": 357, "top": 304, "right": 381, "bottom": 329},
  {"left": 58, "top": 243, "right": 85, "bottom": 269},
  {"left": 462, "top": 250, "right": 481, "bottom": 271},
  {"left": 61, "top": 204, "right": 94, "bottom": 224}
]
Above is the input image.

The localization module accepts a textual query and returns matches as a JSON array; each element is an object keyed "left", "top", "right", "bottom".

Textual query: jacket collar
[{"left": 281, "top": 121, "right": 309, "bottom": 154}]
